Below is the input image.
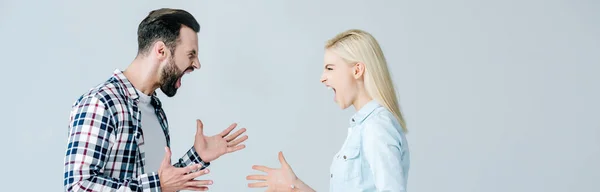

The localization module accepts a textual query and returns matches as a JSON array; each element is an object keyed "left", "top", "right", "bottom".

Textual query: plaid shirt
[{"left": 63, "top": 69, "right": 210, "bottom": 192}]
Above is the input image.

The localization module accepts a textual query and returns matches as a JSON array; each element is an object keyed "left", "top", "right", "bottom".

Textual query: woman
[{"left": 247, "top": 29, "right": 410, "bottom": 192}]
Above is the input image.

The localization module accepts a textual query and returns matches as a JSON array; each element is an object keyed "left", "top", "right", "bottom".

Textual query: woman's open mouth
[{"left": 328, "top": 86, "right": 336, "bottom": 101}]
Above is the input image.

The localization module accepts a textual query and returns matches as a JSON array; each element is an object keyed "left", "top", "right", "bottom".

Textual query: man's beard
[{"left": 159, "top": 59, "right": 183, "bottom": 97}]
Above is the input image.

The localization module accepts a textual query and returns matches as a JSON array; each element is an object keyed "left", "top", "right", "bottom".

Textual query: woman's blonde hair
[{"left": 325, "top": 29, "right": 407, "bottom": 133}]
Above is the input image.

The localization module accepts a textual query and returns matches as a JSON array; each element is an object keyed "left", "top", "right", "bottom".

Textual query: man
[{"left": 63, "top": 8, "right": 248, "bottom": 192}]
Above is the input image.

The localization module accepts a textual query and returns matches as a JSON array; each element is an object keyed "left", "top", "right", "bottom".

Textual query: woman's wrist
[{"left": 290, "top": 179, "right": 315, "bottom": 192}]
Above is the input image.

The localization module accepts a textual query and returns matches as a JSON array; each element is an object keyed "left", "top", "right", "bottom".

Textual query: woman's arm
[{"left": 362, "top": 114, "right": 408, "bottom": 192}]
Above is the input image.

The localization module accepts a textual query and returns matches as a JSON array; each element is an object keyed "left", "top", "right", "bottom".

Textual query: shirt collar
[
  {"left": 350, "top": 100, "right": 381, "bottom": 125},
  {"left": 112, "top": 69, "right": 159, "bottom": 106}
]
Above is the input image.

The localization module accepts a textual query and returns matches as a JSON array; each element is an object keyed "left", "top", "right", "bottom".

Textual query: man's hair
[{"left": 137, "top": 8, "right": 200, "bottom": 55}]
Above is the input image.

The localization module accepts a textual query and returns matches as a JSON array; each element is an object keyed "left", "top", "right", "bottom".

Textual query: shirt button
[
  {"left": 351, "top": 118, "right": 355, "bottom": 122},
  {"left": 330, "top": 173, "right": 333, "bottom": 178},
  {"left": 343, "top": 155, "right": 347, "bottom": 159}
]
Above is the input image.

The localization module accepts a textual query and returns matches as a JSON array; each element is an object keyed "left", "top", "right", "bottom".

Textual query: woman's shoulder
[
  {"left": 360, "top": 106, "right": 409, "bottom": 151},
  {"left": 366, "top": 107, "right": 401, "bottom": 126},
  {"left": 362, "top": 108, "right": 404, "bottom": 136}
]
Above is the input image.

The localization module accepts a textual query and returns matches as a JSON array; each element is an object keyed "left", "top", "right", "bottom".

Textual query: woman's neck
[{"left": 352, "top": 91, "right": 373, "bottom": 112}]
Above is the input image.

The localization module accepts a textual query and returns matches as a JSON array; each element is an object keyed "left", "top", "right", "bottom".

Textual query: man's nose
[{"left": 193, "top": 58, "right": 201, "bottom": 69}]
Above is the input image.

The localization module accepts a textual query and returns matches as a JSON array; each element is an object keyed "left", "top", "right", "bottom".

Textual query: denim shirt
[{"left": 329, "top": 100, "right": 410, "bottom": 192}]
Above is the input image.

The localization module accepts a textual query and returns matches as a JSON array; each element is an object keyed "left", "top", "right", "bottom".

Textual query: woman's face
[{"left": 320, "top": 49, "right": 359, "bottom": 109}]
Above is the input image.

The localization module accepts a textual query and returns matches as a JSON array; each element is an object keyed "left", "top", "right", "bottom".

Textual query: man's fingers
[
  {"left": 224, "top": 128, "right": 246, "bottom": 142},
  {"left": 227, "top": 144, "right": 246, "bottom": 153},
  {"left": 227, "top": 135, "right": 248, "bottom": 147},
  {"left": 251, "top": 165, "right": 272, "bottom": 173},
  {"left": 218, "top": 123, "right": 237, "bottom": 137},
  {"left": 185, "top": 179, "right": 213, "bottom": 187},
  {"left": 161, "top": 147, "right": 172, "bottom": 167},
  {"left": 185, "top": 168, "right": 211, "bottom": 180},
  {"left": 183, "top": 186, "right": 209, "bottom": 191},
  {"left": 246, "top": 175, "right": 267, "bottom": 181},
  {"left": 247, "top": 182, "right": 268, "bottom": 188},
  {"left": 180, "top": 164, "right": 205, "bottom": 175}
]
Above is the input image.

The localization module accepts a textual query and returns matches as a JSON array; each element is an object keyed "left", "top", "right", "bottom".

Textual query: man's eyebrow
[{"left": 188, "top": 50, "right": 197, "bottom": 56}]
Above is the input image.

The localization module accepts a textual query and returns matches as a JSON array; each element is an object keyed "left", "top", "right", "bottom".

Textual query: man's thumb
[
  {"left": 196, "top": 119, "right": 204, "bottom": 135},
  {"left": 162, "top": 146, "right": 172, "bottom": 167}
]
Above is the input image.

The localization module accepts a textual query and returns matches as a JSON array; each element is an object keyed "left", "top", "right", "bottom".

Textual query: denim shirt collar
[{"left": 349, "top": 100, "right": 381, "bottom": 126}]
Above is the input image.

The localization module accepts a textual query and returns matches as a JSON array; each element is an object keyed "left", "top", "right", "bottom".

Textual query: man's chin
[
  {"left": 160, "top": 87, "right": 178, "bottom": 97},
  {"left": 164, "top": 91, "right": 177, "bottom": 97}
]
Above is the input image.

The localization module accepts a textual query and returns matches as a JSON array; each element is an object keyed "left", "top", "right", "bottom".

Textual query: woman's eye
[{"left": 327, "top": 68, "right": 333, "bottom": 70}]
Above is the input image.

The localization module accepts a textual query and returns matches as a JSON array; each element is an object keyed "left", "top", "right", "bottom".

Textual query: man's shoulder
[{"left": 71, "top": 74, "right": 128, "bottom": 109}]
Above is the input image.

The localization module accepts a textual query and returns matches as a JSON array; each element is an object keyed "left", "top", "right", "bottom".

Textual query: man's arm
[
  {"left": 362, "top": 114, "right": 408, "bottom": 192},
  {"left": 63, "top": 95, "right": 161, "bottom": 192},
  {"left": 173, "top": 146, "right": 210, "bottom": 169}
]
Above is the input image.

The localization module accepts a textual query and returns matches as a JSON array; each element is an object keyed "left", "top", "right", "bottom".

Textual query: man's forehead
[{"left": 177, "top": 34, "right": 198, "bottom": 50}]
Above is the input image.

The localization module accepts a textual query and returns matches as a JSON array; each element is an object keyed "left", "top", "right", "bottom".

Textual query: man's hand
[
  {"left": 159, "top": 147, "right": 213, "bottom": 192},
  {"left": 194, "top": 119, "right": 248, "bottom": 162},
  {"left": 247, "top": 152, "right": 315, "bottom": 192}
]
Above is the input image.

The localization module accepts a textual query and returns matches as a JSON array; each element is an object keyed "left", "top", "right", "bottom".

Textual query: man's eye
[{"left": 327, "top": 68, "right": 333, "bottom": 70}]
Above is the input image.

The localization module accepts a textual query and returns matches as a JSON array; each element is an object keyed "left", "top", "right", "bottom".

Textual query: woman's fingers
[
  {"left": 246, "top": 174, "right": 267, "bottom": 181},
  {"left": 248, "top": 182, "right": 268, "bottom": 188},
  {"left": 251, "top": 165, "right": 272, "bottom": 173}
]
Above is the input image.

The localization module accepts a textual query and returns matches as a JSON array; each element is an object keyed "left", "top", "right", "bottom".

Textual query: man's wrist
[{"left": 190, "top": 146, "right": 211, "bottom": 166}]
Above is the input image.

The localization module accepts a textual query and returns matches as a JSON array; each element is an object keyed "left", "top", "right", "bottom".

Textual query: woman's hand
[{"left": 247, "top": 151, "right": 314, "bottom": 192}]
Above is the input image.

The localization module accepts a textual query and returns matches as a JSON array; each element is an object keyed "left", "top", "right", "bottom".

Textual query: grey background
[{"left": 0, "top": 0, "right": 599, "bottom": 191}]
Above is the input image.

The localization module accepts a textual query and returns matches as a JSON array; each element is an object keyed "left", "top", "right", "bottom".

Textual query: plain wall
[{"left": 0, "top": 0, "right": 598, "bottom": 191}]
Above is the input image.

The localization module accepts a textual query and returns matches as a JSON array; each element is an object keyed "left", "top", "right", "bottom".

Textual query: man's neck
[{"left": 123, "top": 57, "right": 160, "bottom": 96}]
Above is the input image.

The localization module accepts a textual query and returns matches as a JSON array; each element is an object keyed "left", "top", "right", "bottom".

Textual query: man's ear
[
  {"left": 153, "top": 41, "right": 168, "bottom": 60},
  {"left": 353, "top": 62, "right": 366, "bottom": 79}
]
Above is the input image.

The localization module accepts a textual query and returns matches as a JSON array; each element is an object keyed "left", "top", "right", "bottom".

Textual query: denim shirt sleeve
[{"left": 361, "top": 112, "right": 408, "bottom": 192}]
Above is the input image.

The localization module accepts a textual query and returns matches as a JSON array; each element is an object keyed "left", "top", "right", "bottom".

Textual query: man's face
[{"left": 159, "top": 26, "right": 200, "bottom": 97}]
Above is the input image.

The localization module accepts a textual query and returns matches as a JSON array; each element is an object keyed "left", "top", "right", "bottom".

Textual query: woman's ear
[{"left": 353, "top": 62, "right": 366, "bottom": 79}]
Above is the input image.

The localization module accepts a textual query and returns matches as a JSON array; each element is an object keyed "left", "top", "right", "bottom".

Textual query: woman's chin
[{"left": 335, "top": 101, "right": 350, "bottom": 109}]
